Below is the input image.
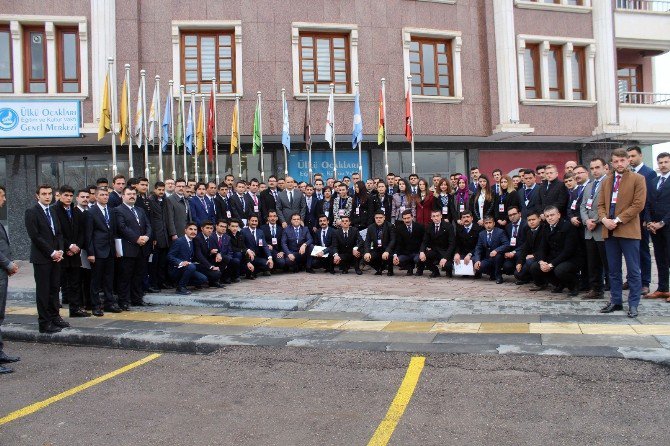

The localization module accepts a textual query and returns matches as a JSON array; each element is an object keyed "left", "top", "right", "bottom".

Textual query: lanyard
[{"left": 590, "top": 179, "right": 601, "bottom": 200}]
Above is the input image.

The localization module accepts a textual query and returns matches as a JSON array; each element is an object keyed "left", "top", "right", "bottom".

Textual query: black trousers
[
  {"left": 91, "top": 256, "right": 115, "bottom": 309},
  {"left": 149, "top": 247, "right": 168, "bottom": 288},
  {"left": 80, "top": 267, "right": 91, "bottom": 309},
  {"left": 60, "top": 265, "right": 82, "bottom": 310},
  {"left": 34, "top": 262, "right": 61, "bottom": 328},
  {"left": 575, "top": 237, "right": 589, "bottom": 289},
  {"left": 585, "top": 238, "right": 608, "bottom": 292},
  {"left": 514, "top": 258, "right": 535, "bottom": 282},
  {"left": 530, "top": 260, "right": 578, "bottom": 289},
  {"left": 651, "top": 226, "right": 670, "bottom": 292},
  {"left": 502, "top": 253, "right": 520, "bottom": 276},
  {"left": 196, "top": 264, "right": 221, "bottom": 284},
  {"left": 366, "top": 251, "right": 393, "bottom": 272},
  {"left": 311, "top": 255, "right": 333, "bottom": 272},
  {"left": 118, "top": 255, "right": 146, "bottom": 306},
  {"left": 215, "top": 257, "right": 241, "bottom": 281},
  {"left": 424, "top": 250, "right": 445, "bottom": 273},
  {"left": 335, "top": 253, "right": 360, "bottom": 271},
  {"left": 397, "top": 253, "right": 421, "bottom": 272},
  {"left": 479, "top": 253, "right": 504, "bottom": 280},
  {"left": 286, "top": 252, "right": 312, "bottom": 271}
]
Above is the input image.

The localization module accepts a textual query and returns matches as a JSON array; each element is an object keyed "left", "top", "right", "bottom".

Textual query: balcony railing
[
  {"left": 619, "top": 91, "right": 670, "bottom": 105},
  {"left": 616, "top": 0, "right": 670, "bottom": 12}
]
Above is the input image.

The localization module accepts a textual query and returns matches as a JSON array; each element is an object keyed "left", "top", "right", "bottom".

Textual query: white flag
[
  {"left": 134, "top": 84, "right": 143, "bottom": 148},
  {"left": 325, "top": 89, "right": 334, "bottom": 148},
  {"left": 148, "top": 82, "right": 158, "bottom": 141}
]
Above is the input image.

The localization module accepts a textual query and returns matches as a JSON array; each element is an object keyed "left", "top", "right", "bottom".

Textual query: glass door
[{"left": 39, "top": 155, "right": 129, "bottom": 190}]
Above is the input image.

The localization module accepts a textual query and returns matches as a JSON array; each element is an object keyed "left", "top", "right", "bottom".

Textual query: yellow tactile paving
[
  {"left": 339, "top": 320, "right": 391, "bottom": 331},
  {"left": 188, "top": 315, "right": 236, "bottom": 325},
  {"left": 258, "top": 318, "right": 310, "bottom": 328},
  {"left": 630, "top": 325, "right": 670, "bottom": 336},
  {"left": 383, "top": 321, "right": 436, "bottom": 333},
  {"left": 579, "top": 324, "right": 639, "bottom": 335},
  {"left": 529, "top": 322, "right": 582, "bottom": 334},
  {"left": 430, "top": 322, "right": 481, "bottom": 333},
  {"left": 6, "top": 307, "right": 38, "bottom": 315},
  {"left": 479, "top": 323, "right": 530, "bottom": 334},
  {"left": 219, "top": 317, "right": 271, "bottom": 327},
  {"left": 299, "top": 319, "right": 348, "bottom": 330}
]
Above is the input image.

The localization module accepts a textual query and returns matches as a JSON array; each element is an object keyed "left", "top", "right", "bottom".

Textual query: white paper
[
  {"left": 453, "top": 261, "right": 475, "bottom": 276},
  {"left": 80, "top": 249, "right": 91, "bottom": 269},
  {"left": 311, "top": 245, "right": 329, "bottom": 258},
  {"left": 114, "top": 238, "right": 124, "bottom": 257}
]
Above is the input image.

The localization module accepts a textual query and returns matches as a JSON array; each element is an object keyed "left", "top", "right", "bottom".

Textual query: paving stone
[
  {"left": 386, "top": 343, "right": 500, "bottom": 354},
  {"left": 448, "top": 314, "right": 541, "bottom": 323},
  {"left": 541, "top": 334, "right": 662, "bottom": 348},
  {"left": 617, "top": 347, "right": 670, "bottom": 365},
  {"left": 540, "top": 314, "right": 641, "bottom": 324},
  {"left": 432, "top": 333, "right": 542, "bottom": 345},
  {"left": 289, "top": 310, "right": 369, "bottom": 320},
  {"left": 243, "top": 327, "right": 342, "bottom": 341},
  {"left": 333, "top": 331, "right": 437, "bottom": 344},
  {"left": 286, "top": 339, "right": 388, "bottom": 352},
  {"left": 97, "top": 320, "right": 185, "bottom": 331},
  {"left": 496, "top": 344, "right": 624, "bottom": 359},
  {"left": 169, "top": 324, "right": 254, "bottom": 336},
  {"left": 654, "top": 336, "right": 670, "bottom": 349}
]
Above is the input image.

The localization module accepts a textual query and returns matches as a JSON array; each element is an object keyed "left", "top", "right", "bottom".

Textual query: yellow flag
[
  {"left": 196, "top": 98, "right": 204, "bottom": 154},
  {"left": 119, "top": 78, "right": 128, "bottom": 145},
  {"left": 97, "top": 73, "right": 111, "bottom": 141},
  {"left": 230, "top": 102, "right": 239, "bottom": 154}
]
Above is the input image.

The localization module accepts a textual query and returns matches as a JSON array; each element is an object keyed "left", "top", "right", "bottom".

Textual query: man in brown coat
[{"left": 597, "top": 149, "right": 647, "bottom": 317}]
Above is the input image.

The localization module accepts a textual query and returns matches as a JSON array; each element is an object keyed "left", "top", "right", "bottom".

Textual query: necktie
[
  {"left": 550, "top": 225, "right": 555, "bottom": 233},
  {"left": 288, "top": 191, "right": 293, "bottom": 205},
  {"left": 435, "top": 225, "right": 439, "bottom": 234},
  {"left": 201, "top": 197, "right": 206, "bottom": 209},
  {"left": 487, "top": 232, "right": 492, "bottom": 245},
  {"left": 45, "top": 207, "right": 55, "bottom": 235},
  {"left": 321, "top": 229, "right": 326, "bottom": 245},
  {"left": 610, "top": 175, "right": 621, "bottom": 218},
  {"left": 218, "top": 235, "right": 222, "bottom": 249},
  {"left": 344, "top": 230, "right": 348, "bottom": 239},
  {"left": 187, "top": 239, "right": 193, "bottom": 258},
  {"left": 103, "top": 207, "right": 110, "bottom": 227},
  {"left": 131, "top": 206, "right": 139, "bottom": 223},
  {"left": 66, "top": 207, "right": 72, "bottom": 221},
  {"left": 659, "top": 176, "right": 666, "bottom": 190},
  {"left": 271, "top": 225, "right": 276, "bottom": 237},
  {"left": 272, "top": 190, "right": 278, "bottom": 202},
  {"left": 240, "top": 195, "right": 246, "bottom": 212},
  {"left": 253, "top": 195, "right": 258, "bottom": 206},
  {"left": 407, "top": 225, "right": 412, "bottom": 234},
  {"left": 205, "top": 236, "right": 210, "bottom": 249},
  {"left": 295, "top": 227, "right": 300, "bottom": 240},
  {"left": 512, "top": 224, "right": 518, "bottom": 238},
  {"left": 466, "top": 226, "right": 470, "bottom": 234},
  {"left": 252, "top": 229, "right": 256, "bottom": 241}
]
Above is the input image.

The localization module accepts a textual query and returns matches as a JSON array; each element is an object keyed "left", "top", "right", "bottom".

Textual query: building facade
[{"left": 1, "top": 0, "right": 669, "bottom": 255}]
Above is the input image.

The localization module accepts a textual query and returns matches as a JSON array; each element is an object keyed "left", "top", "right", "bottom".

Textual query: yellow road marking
[
  {"left": 368, "top": 356, "right": 426, "bottom": 446},
  {"left": 0, "top": 353, "right": 161, "bottom": 426}
]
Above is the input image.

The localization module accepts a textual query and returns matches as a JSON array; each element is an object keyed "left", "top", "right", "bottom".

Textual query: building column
[{"left": 91, "top": 0, "right": 116, "bottom": 125}]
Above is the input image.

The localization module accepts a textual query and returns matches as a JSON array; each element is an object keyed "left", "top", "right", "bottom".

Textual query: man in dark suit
[
  {"left": 363, "top": 211, "right": 396, "bottom": 276},
  {"left": 303, "top": 184, "right": 319, "bottom": 233},
  {"left": 502, "top": 206, "right": 527, "bottom": 277},
  {"left": 515, "top": 211, "right": 544, "bottom": 285},
  {"left": 25, "top": 184, "right": 68, "bottom": 333},
  {"left": 114, "top": 186, "right": 153, "bottom": 309},
  {"left": 229, "top": 180, "right": 253, "bottom": 225},
  {"left": 107, "top": 174, "right": 126, "bottom": 209},
  {"left": 52, "top": 185, "right": 89, "bottom": 317},
  {"left": 0, "top": 185, "right": 20, "bottom": 373},
  {"left": 468, "top": 167, "right": 480, "bottom": 194},
  {"left": 133, "top": 177, "right": 152, "bottom": 217},
  {"left": 538, "top": 165, "right": 569, "bottom": 216},
  {"left": 260, "top": 210, "right": 286, "bottom": 272},
  {"left": 518, "top": 169, "right": 541, "bottom": 218},
  {"left": 86, "top": 187, "right": 120, "bottom": 315},
  {"left": 452, "top": 210, "right": 482, "bottom": 276},
  {"left": 419, "top": 210, "right": 456, "bottom": 278},
  {"left": 312, "top": 214, "right": 336, "bottom": 273},
  {"left": 210, "top": 220, "right": 240, "bottom": 284},
  {"left": 281, "top": 213, "right": 314, "bottom": 273},
  {"left": 193, "top": 221, "right": 223, "bottom": 287},
  {"left": 473, "top": 216, "right": 510, "bottom": 283},
  {"left": 213, "top": 182, "right": 231, "bottom": 221},
  {"left": 75, "top": 189, "right": 93, "bottom": 311},
  {"left": 276, "top": 176, "right": 307, "bottom": 227},
  {"left": 166, "top": 179, "right": 192, "bottom": 242},
  {"left": 167, "top": 222, "right": 209, "bottom": 295},
  {"left": 148, "top": 182, "right": 171, "bottom": 290},
  {"left": 259, "top": 175, "right": 280, "bottom": 224},
  {"left": 330, "top": 215, "right": 364, "bottom": 274},
  {"left": 393, "top": 210, "right": 425, "bottom": 276},
  {"left": 247, "top": 178, "right": 263, "bottom": 221},
  {"left": 645, "top": 152, "right": 670, "bottom": 301},
  {"left": 241, "top": 215, "right": 274, "bottom": 278},
  {"left": 190, "top": 182, "right": 216, "bottom": 228},
  {"left": 227, "top": 219, "right": 246, "bottom": 280},
  {"left": 530, "top": 205, "right": 579, "bottom": 296}
]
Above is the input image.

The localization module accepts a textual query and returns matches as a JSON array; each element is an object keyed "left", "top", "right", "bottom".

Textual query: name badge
[
  {"left": 271, "top": 237, "right": 278, "bottom": 245},
  {"left": 258, "top": 239, "right": 264, "bottom": 247},
  {"left": 611, "top": 191, "right": 618, "bottom": 204},
  {"left": 585, "top": 198, "right": 593, "bottom": 210},
  {"left": 338, "top": 209, "right": 345, "bottom": 216},
  {"left": 510, "top": 237, "right": 517, "bottom": 247},
  {"left": 442, "top": 206, "right": 449, "bottom": 214},
  {"left": 380, "top": 207, "right": 385, "bottom": 213},
  {"left": 226, "top": 211, "right": 232, "bottom": 218},
  {"left": 253, "top": 205, "right": 259, "bottom": 213},
  {"left": 524, "top": 199, "right": 529, "bottom": 206},
  {"left": 325, "top": 211, "right": 330, "bottom": 217},
  {"left": 399, "top": 206, "right": 406, "bottom": 213},
  {"left": 355, "top": 207, "right": 360, "bottom": 215},
  {"left": 570, "top": 200, "right": 578, "bottom": 211},
  {"left": 377, "top": 239, "right": 382, "bottom": 247},
  {"left": 459, "top": 204, "right": 465, "bottom": 212},
  {"left": 242, "top": 218, "right": 248, "bottom": 227},
  {"left": 498, "top": 204, "right": 505, "bottom": 213}
]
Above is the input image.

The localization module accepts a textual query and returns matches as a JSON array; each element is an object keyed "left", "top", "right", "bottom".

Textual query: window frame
[
  {"left": 56, "top": 26, "right": 80, "bottom": 93},
  {"left": 23, "top": 25, "right": 48, "bottom": 93},
  {"left": 514, "top": 0, "right": 591, "bottom": 13},
  {"left": 0, "top": 25, "right": 13, "bottom": 93},
  {"left": 180, "top": 30, "right": 236, "bottom": 95},
  {"left": 524, "top": 43, "right": 541, "bottom": 99},
  {"left": 298, "top": 31, "right": 351, "bottom": 95},
  {"left": 547, "top": 44, "right": 564, "bottom": 100},
  {"left": 408, "top": 37, "right": 453, "bottom": 97},
  {"left": 571, "top": 45, "right": 586, "bottom": 100},
  {"left": 617, "top": 63, "right": 643, "bottom": 92}
]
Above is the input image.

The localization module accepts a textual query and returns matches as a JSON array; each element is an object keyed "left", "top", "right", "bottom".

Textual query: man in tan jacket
[{"left": 597, "top": 149, "right": 647, "bottom": 317}]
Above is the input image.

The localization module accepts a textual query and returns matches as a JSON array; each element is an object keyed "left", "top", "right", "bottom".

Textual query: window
[
  {"left": 0, "top": 26, "right": 12, "bottom": 93},
  {"left": 547, "top": 45, "right": 563, "bottom": 99},
  {"left": 409, "top": 38, "right": 452, "bottom": 96},
  {"left": 617, "top": 64, "right": 642, "bottom": 92},
  {"left": 571, "top": 46, "right": 586, "bottom": 100},
  {"left": 524, "top": 44, "right": 540, "bottom": 99},
  {"left": 565, "top": 0, "right": 583, "bottom": 4},
  {"left": 181, "top": 31, "right": 235, "bottom": 94},
  {"left": 23, "top": 27, "right": 47, "bottom": 93},
  {"left": 57, "top": 27, "right": 80, "bottom": 93},
  {"left": 298, "top": 33, "right": 350, "bottom": 94}
]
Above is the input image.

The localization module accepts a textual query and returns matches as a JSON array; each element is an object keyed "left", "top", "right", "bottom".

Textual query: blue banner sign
[
  {"left": 288, "top": 150, "right": 370, "bottom": 181},
  {"left": 0, "top": 100, "right": 81, "bottom": 138}
]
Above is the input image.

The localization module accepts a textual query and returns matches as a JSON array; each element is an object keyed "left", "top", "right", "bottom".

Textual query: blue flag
[
  {"left": 352, "top": 90, "right": 362, "bottom": 149},
  {"left": 161, "top": 93, "right": 171, "bottom": 152},
  {"left": 185, "top": 100, "right": 194, "bottom": 155},
  {"left": 282, "top": 95, "right": 290, "bottom": 153}
]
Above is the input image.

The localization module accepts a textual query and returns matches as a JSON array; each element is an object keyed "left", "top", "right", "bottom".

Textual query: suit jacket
[
  {"left": 329, "top": 227, "right": 364, "bottom": 256},
  {"left": 260, "top": 223, "right": 284, "bottom": 252},
  {"left": 370, "top": 193, "right": 393, "bottom": 222},
  {"left": 538, "top": 180, "right": 569, "bottom": 214},
  {"left": 108, "top": 190, "right": 123, "bottom": 209},
  {"left": 646, "top": 174, "right": 670, "bottom": 226},
  {"left": 537, "top": 219, "right": 577, "bottom": 265},
  {"left": 210, "top": 232, "right": 233, "bottom": 263},
  {"left": 25, "top": 203, "right": 64, "bottom": 264},
  {"left": 246, "top": 192, "right": 263, "bottom": 220},
  {"left": 166, "top": 194, "right": 192, "bottom": 238},
  {"left": 597, "top": 170, "right": 647, "bottom": 240},
  {"left": 433, "top": 193, "right": 457, "bottom": 223},
  {"left": 415, "top": 194, "right": 435, "bottom": 226},
  {"left": 517, "top": 225, "right": 544, "bottom": 266},
  {"left": 469, "top": 192, "right": 497, "bottom": 222},
  {"left": 566, "top": 182, "right": 589, "bottom": 221},
  {"left": 473, "top": 227, "right": 509, "bottom": 262},
  {"left": 363, "top": 222, "right": 396, "bottom": 254},
  {"left": 454, "top": 223, "right": 482, "bottom": 257},
  {"left": 148, "top": 194, "right": 170, "bottom": 248},
  {"left": 113, "top": 204, "right": 153, "bottom": 258},
  {"left": 135, "top": 193, "right": 151, "bottom": 221},
  {"left": 190, "top": 195, "right": 216, "bottom": 227},
  {"left": 51, "top": 203, "right": 85, "bottom": 267},
  {"left": 394, "top": 222, "right": 424, "bottom": 256},
  {"left": 193, "top": 232, "right": 216, "bottom": 269},
  {"left": 228, "top": 230, "right": 247, "bottom": 254},
  {"left": 276, "top": 189, "right": 307, "bottom": 224},
  {"left": 315, "top": 198, "right": 334, "bottom": 225},
  {"left": 332, "top": 195, "right": 353, "bottom": 225},
  {"left": 304, "top": 195, "right": 320, "bottom": 229},
  {"left": 313, "top": 226, "right": 336, "bottom": 255},
  {"left": 241, "top": 226, "right": 272, "bottom": 258},
  {"left": 281, "top": 225, "right": 314, "bottom": 255},
  {"left": 167, "top": 236, "right": 196, "bottom": 274},
  {"left": 0, "top": 221, "right": 13, "bottom": 273},
  {"left": 504, "top": 220, "right": 527, "bottom": 255},
  {"left": 213, "top": 193, "right": 231, "bottom": 221},
  {"left": 496, "top": 191, "right": 521, "bottom": 222},
  {"left": 391, "top": 193, "right": 416, "bottom": 221},
  {"left": 87, "top": 204, "right": 116, "bottom": 259},
  {"left": 518, "top": 185, "right": 541, "bottom": 218},
  {"left": 229, "top": 193, "right": 253, "bottom": 222},
  {"left": 420, "top": 221, "right": 456, "bottom": 260},
  {"left": 259, "top": 188, "right": 280, "bottom": 224},
  {"left": 580, "top": 177, "right": 606, "bottom": 241}
]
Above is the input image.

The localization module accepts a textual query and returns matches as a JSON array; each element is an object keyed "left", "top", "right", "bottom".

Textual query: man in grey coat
[
  {"left": 0, "top": 185, "right": 20, "bottom": 374},
  {"left": 165, "top": 179, "right": 192, "bottom": 241},
  {"left": 580, "top": 158, "right": 609, "bottom": 299},
  {"left": 276, "top": 176, "right": 306, "bottom": 228}
]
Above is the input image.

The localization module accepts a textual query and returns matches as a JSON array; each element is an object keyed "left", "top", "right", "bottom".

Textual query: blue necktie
[
  {"left": 45, "top": 207, "right": 55, "bottom": 234},
  {"left": 66, "top": 207, "right": 72, "bottom": 221},
  {"left": 103, "top": 207, "right": 110, "bottom": 227},
  {"left": 487, "top": 232, "right": 492, "bottom": 246},
  {"left": 131, "top": 206, "right": 139, "bottom": 223},
  {"left": 659, "top": 177, "right": 666, "bottom": 190}
]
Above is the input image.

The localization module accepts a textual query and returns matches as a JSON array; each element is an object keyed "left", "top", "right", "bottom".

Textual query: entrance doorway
[{"left": 38, "top": 155, "right": 130, "bottom": 191}]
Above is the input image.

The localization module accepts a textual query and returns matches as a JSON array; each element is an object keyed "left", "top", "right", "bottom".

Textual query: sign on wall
[
  {"left": 0, "top": 100, "right": 81, "bottom": 138},
  {"left": 288, "top": 150, "right": 370, "bottom": 181}
]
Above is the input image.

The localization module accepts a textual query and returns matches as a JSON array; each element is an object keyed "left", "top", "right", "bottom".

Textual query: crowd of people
[{"left": 1, "top": 146, "right": 669, "bottom": 370}]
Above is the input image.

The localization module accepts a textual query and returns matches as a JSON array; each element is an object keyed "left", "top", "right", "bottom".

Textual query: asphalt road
[{"left": 1, "top": 342, "right": 669, "bottom": 446}]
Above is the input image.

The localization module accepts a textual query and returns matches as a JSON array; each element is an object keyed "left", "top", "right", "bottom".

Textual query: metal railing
[
  {"left": 616, "top": 0, "right": 670, "bottom": 12},
  {"left": 619, "top": 91, "right": 670, "bottom": 105}
]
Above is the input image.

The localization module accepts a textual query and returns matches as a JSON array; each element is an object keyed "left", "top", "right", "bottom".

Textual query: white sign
[{"left": 0, "top": 100, "right": 80, "bottom": 138}]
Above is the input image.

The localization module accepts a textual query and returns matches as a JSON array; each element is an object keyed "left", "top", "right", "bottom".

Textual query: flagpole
[
  {"left": 212, "top": 78, "right": 219, "bottom": 185},
  {"left": 201, "top": 92, "right": 208, "bottom": 182},
  {"left": 407, "top": 75, "right": 416, "bottom": 175},
  {"left": 281, "top": 88, "right": 288, "bottom": 176},
  {"left": 191, "top": 90, "right": 198, "bottom": 181},
  {"left": 180, "top": 85, "right": 187, "bottom": 182},
  {"left": 125, "top": 63, "right": 134, "bottom": 178},
  {"left": 140, "top": 70, "right": 149, "bottom": 179},
  {"left": 108, "top": 57, "right": 118, "bottom": 176},
  {"left": 306, "top": 86, "right": 313, "bottom": 183},
  {"left": 169, "top": 80, "right": 176, "bottom": 180},
  {"left": 382, "top": 78, "right": 389, "bottom": 177},
  {"left": 355, "top": 81, "right": 362, "bottom": 177},
  {"left": 236, "top": 94, "right": 242, "bottom": 179},
  {"left": 155, "top": 75, "right": 163, "bottom": 181},
  {"left": 330, "top": 83, "right": 337, "bottom": 180},
  {"left": 258, "top": 91, "right": 265, "bottom": 183}
]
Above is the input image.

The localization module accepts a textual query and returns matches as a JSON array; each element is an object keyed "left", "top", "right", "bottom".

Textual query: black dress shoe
[
  {"left": 175, "top": 287, "right": 192, "bottom": 295},
  {"left": 92, "top": 308, "right": 104, "bottom": 317},
  {"left": 374, "top": 270, "right": 383, "bottom": 275},
  {"left": 341, "top": 269, "right": 349, "bottom": 274},
  {"left": 551, "top": 286, "right": 564, "bottom": 294},
  {"left": 53, "top": 318, "right": 70, "bottom": 328},
  {"left": 221, "top": 278, "right": 232, "bottom": 284},
  {"left": 104, "top": 305, "right": 122, "bottom": 313},
  {"left": 145, "top": 287, "right": 160, "bottom": 293},
  {"left": 406, "top": 269, "right": 414, "bottom": 276},
  {"left": 515, "top": 280, "right": 529, "bottom": 285},
  {"left": 627, "top": 307, "right": 639, "bottom": 318},
  {"left": 429, "top": 271, "right": 440, "bottom": 278},
  {"left": 415, "top": 270, "right": 424, "bottom": 277},
  {"left": 600, "top": 303, "right": 624, "bottom": 313},
  {"left": 306, "top": 268, "right": 315, "bottom": 274},
  {"left": 495, "top": 278, "right": 504, "bottom": 284},
  {"left": 120, "top": 304, "right": 131, "bottom": 311},
  {"left": 0, "top": 365, "right": 13, "bottom": 374},
  {"left": 0, "top": 352, "right": 20, "bottom": 364},
  {"left": 245, "top": 274, "right": 255, "bottom": 280},
  {"left": 232, "top": 277, "right": 241, "bottom": 283},
  {"left": 567, "top": 288, "right": 579, "bottom": 297},
  {"left": 209, "top": 283, "right": 224, "bottom": 288},
  {"left": 355, "top": 268, "right": 363, "bottom": 275},
  {"left": 263, "top": 271, "right": 271, "bottom": 277},
  {"left": 69, "top": 308, "right": 91, "bottom": 318},
  {"left": 387, "top": 270, "right": 394, "bottom": 277},
  {"left": 529, "top": 285, "right": 547, "bottom": 291},
  {"left": 39, "top": 323, "right": 62, "bottom": 334}
]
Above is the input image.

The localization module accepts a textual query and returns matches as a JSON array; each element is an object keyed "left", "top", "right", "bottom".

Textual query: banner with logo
[
  {"left": 288, "top": 150, "right": 370, "bottom": 181},
  {"left": 0, "top": 100, "right": 81, "bottom": 138}
]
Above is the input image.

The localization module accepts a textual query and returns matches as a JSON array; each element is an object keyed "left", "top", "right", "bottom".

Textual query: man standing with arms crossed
[
  {"left": 0, "top": 186, "right": 20, "bottom": 373},
  {"left": 598, "top": 149, "right": 647, "bottom": 318}
]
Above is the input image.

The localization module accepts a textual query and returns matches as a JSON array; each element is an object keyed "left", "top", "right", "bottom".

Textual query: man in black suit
[
  {"left": 148, "top": 181, "right": 170, "bottom": 290},
  {"left": 312, "top": 214, "right": 336, "bottom": 273},
  {"left": 259, "top": 175, "right": 280, "bottom": 224},
  {"left": 229, "top": 180, "right": 253, "bottom": 225},
  {"left": 502, "top": 206, "right": 527, "bottom": 277},
  {"left": 210, "top": 219, "right": 240, "bottom": 284},
  {"left": 0, "top": 185, "right": 20, "bottom": 373},
  {"left": 393, "top": 210, "right": 425, "bottom": 276},
  {"left": 86, "top": 187, "right": 120, "bottom": 316},
  {"left": 303, "top": 184, "right": 319, "bottom": 234},
  {"left": 363, "top": 211, "right": 396, "bottom": 276},
  {"left": 518, "top": 169, "right": 541, "bottom": 218},
  {"left": 241, "top": 215, "right": 274, "bottom": 278},
  {"left": 330, "top": 215, "right": 364, "bottom": 274},
  {"left": 514, "top": 211, "right": 543, "bottom": 285},
  {"left": 538, "top": 165, "right": 569, "bottom": 217},
  {"left": 473, "top": 216, "right": 510, "bottom": 284},
  {"left": 193, "top": 221, "right": 223, "bottom": 287},
  {"left": 114, "top": 186, "right": 153, "bottom": 310},
  {"left": 420, "top": 210, "right": 456, "bottom": 278},
  {"left": 645, "top": 152, "right": 670, "bottom": 300},
  {"left": 52, "top": 185, "right": 89, "bottom": 317},
  {"left": 213, "top": 182, "right": 231, "bottom": 221},
  {"left": 452, "top": 210, "right": 482, "bottom": 276},
  {"left": 107, "top": 174, "right": 126, "bottom": 209},
  {"left": 260, "top": 210, "right": 286, "bottom": 272},
  {"left": 25, "top": 184, "right": 68, "bottom": 333}
]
